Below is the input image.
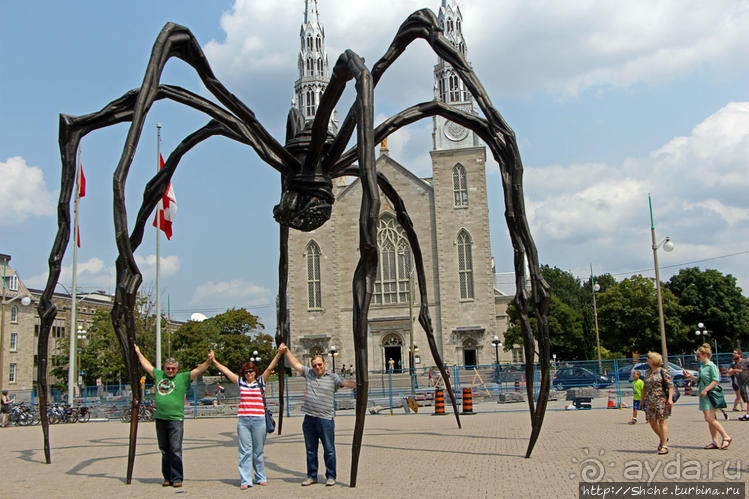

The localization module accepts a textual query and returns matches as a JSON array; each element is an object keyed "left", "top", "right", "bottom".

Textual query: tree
[
  {"left": 504, "top": 266, "right": 590, "bottom": 360},
  {"left": 170, "top": 308, "right": 271, "bottom": 375},
  {"left": 596, "top": 274, "right": 689, "bottom": 356},
  {"left": 666, "top": 267, "right": 749, "bottom": 351}
]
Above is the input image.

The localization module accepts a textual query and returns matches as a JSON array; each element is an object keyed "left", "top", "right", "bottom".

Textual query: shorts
[
  {"left": 633, "top": 399, "right": 644, "bottom": 411},
  {"left": 738, "top": 382, "right": 749, "bottom": 404}
]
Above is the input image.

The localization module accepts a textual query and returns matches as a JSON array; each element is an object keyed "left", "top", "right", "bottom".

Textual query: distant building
[{"left": 285, "top": 1, "right": 521, "bottom": 371}]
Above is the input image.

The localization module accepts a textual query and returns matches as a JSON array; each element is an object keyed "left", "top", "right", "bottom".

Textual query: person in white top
[{"left": 213, "top": 344, "right": 287, "bottom": 489}]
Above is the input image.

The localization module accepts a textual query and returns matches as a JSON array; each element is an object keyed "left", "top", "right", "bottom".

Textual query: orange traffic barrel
[
  {"left": 433, "top": 388, "right": 446, "bottom": 415},
  {"left": 720, "top": 366, "right": 728, "bottom": 380},
  {"left": 461, "top": 387, "right": 475, "bottom": 415},
  {"left": 514, "top": 379, "right": 520, "bottom": 392},
  {"left": 684, "top": 381, "right": 692, "bottom": 396}
]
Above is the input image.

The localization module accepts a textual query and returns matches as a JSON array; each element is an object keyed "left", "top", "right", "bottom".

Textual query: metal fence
[{"left": 2, "top": 352, "right": 739, "bottom": 420}]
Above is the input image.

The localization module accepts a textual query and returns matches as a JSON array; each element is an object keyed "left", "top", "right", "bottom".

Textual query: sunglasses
[{"left": 312, "top": 363, "right": 324, "bottom": 367}]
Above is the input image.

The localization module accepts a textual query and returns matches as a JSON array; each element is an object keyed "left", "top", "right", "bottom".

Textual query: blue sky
[{"left": 2, "top": 0, "right": 748, "bottom": 334}]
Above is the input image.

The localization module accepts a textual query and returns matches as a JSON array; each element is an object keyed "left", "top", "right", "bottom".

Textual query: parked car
[
  {"left": 620, "top": 362, "right": 698, "bottom": 387},
  {"left": 552, "top": 367, "right": 612, "bottom": 390}
]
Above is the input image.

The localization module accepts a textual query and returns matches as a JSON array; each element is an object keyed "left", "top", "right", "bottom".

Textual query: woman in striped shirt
[{"left": 213, "top": 344, "right": 286, "bottom": 489}]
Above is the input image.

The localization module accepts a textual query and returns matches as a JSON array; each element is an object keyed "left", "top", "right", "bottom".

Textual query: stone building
[
  {"left": 285, "top": 1, "right": 518, "bottom": 372},
  {"left": 0, "top": 253, "right": 114, "bottom": 391}
]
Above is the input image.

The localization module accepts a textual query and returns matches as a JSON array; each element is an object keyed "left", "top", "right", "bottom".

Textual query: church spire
[
  {"left": 432, "top": 0, "right": 478, "bottom": 150},
  {"left": 293, "top": 0, "right": 338, "bottom": 132}
]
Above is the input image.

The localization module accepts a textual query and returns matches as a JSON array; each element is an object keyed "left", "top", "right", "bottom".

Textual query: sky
[{"left": 2, "top": 0, "right": 748, "bottom": 335}]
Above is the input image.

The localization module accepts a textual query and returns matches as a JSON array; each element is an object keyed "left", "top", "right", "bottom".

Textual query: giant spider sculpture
[{"left": 36, "top": 9, "right": 551, "bottom": 487}]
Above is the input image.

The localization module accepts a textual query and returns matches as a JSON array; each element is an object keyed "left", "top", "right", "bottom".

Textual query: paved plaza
[{"left": 1, "top": 399, "right": 746, "bottom": 497}]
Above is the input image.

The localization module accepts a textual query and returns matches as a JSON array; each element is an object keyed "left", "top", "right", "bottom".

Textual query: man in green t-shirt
[
  {"left": 629, "top": 369, "right": 644, "bottom": 424},
  {"left": 134, "top": 344, "right": 213, "bottom": 488}
]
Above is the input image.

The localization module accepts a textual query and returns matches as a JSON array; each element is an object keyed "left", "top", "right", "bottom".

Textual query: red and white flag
[
  {"left": 152, "top": 154, "right": 177, "bottom": 239},
  {"left": 76, "top": 164, "right": 86, "bottom": 247}
]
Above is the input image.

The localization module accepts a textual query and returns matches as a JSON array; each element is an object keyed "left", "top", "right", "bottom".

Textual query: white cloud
[
  {"left": 0, "top": 156, "right": 56, "bottom": 225},
  {"left": 203, "top": 0, "right": 749, "bottom": 103},
  {"left": 189, "top": 279, "right": 270, "bottom": 306},
  {"left": 24, "top": 257, "right": 114, "bottom": 292},
  {"left": 520, "top": 101, "right": 749, "bottom": 282},
  {"left": 134, "top": 254, "right": 183, "bottom": 282}
]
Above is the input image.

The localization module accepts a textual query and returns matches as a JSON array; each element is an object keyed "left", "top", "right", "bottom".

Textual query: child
[{"left": 629, "top": 370, "right": 644, "bottom": 424}]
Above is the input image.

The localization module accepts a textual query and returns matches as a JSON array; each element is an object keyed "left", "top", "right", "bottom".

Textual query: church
[{"left": 286, "top": 0, "right": 519, "bottom": 372}]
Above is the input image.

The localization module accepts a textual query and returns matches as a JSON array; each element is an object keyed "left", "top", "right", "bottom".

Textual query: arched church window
[
  {"left": 307, "top": 35, "right": 312, "bottom": 50},
  {"left": 373, "top": 215, "right": 412, "bottom": 305},
  {"left": 306, "top": 90, "right": 314, "bottom": 116},
  {"left": 457, "top": 19, "right": 461, "bottom": 34},
  {"left": 453, "top": 164, "right": 468, "bottom": 206},
  {"left": 305, "top": 241, "right": 322, "bottom": 309},
  {"left": 457, "top": 230, "right": 474, "bottom": 300},
  {"left": 449, "top": 74, "right": 460, "bottom": 102},
  {"left": 316, "top": 35, "right": 321, "bottom": 51},
  {"left": 317, "top": 59, "right": 323, "bottom": 75}
]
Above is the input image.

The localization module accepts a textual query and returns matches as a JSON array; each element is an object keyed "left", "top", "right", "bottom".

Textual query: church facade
[{"left": 286, "top": 0, "right": 517, "bottom": 372}]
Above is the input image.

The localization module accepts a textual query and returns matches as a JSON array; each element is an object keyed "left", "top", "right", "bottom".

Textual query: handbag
[
  {"left": 258, "top": 381, "right": 276, "bottom": 434},
  {"left": 707, "top": 384, "right": 727, "bottom": 409},
  {"left": 660, "top": 368, "right": 680, "bottom": 403}
]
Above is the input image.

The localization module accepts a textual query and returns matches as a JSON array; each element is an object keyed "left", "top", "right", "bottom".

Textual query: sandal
[
  {"left": 658, "top": 446, "right": 669, "bottom": 455},
  {"left": 720, "top": 437, "right": 732, "bottom": 450},
  {"left": 703, "top": 442, "right": 719, "bottom": 449}
]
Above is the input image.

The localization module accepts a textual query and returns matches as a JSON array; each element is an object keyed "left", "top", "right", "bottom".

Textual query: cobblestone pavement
[{"left": 1, "top": 399, "right": 746, "bottom": 498}]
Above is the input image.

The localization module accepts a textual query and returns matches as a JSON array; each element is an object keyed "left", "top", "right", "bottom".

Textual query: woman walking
[
  {"left": 642, "top": 352, "right": 674, "bottom": 454},
  {"left": 689, "top": 343, "right": 731, "bottom": 449},
  {"left": 212, "top": 344, "right": 287, "bottom": 488}
]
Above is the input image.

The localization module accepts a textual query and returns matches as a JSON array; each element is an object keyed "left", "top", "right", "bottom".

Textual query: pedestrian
[
  {"left": 1, "top": 391, "right": 10, "bottom": 427},
  {"left": 727, "top": 349, "right": 747, "bottom": 415},
  {"left": 134, "top": 344, "right": 214, "bottom": 488},
  {"left": 686, "top": 343, "right": 732, "bottom": 449},
  {"left": 212, "top": 345, "right": 286, "bottom": 489},
  {"left": 340, "top": 364, "right": 346, "bottom": 377},
  {"left": 628, "top": 370, "right": 644, "bottom": 424},
  {"left": 283, "top": 347, "right": 356, "bottom": 487},
  {"left": 388, "top": 357, "right": 395, "bottom": 373},
  {"left": 642, "top": 351, "right": 674, "bottom": 454}
]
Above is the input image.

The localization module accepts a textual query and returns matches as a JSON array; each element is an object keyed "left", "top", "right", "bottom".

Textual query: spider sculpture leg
[{"left": 329, "top": 8, "right": 552, "bottom": 458}]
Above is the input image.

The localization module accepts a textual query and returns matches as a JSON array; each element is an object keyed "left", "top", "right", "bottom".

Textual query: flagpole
[
  {"left": 68, "top": 145, "right": 81, "bottom": 404},
  {"left": 155, "top": 123, "right": 162, "bottom": 371}
]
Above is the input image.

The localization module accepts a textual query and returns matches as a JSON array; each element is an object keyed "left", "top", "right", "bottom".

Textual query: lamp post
[
  {"left": 591, "top": 266, "right": 602, "bottom": 374},
  {"left": 251, "top": 350, "right": 260, "bottom": 363},
  {"left": 76, "top": 326, "right": 87, "bottom": 394},
  {"left": 491, "top": 335, "right": 502, "bottom": 382},
  {"left": 649, "top": 194, "right": 674, "bottom": 363},
  {"left": 329, "top": 345, "right": 337, "bottom": 374},
  {"left": 695, "top": 322, "right": 717, "bottom": 354},
  {"left": 408, "top": 344, "right": 419, "bottom": 393}
]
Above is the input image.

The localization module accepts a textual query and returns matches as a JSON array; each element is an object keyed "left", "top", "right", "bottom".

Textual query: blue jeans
[
  {"left": 302, "top": 415, "right": 336, "bottom": 480},
  {"left": 237, "top": 416, "right": 267, "bottom": 486},
  {"left": 155, "top": 418, "right": 184, "bottom": 483}
]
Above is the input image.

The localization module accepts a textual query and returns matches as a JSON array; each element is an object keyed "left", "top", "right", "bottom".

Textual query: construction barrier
[
  {"left": 720, "top": 366, "right": 728, "bottom": 380},
  {"left": 514, "top": 379, "right": 521, "bottom": 392},
  {"left": 461, "top": 387, "right": 475, "bottom": 415},
  {"left": 684, "top": 381, "right": 692, "bottom": 396},
  {"left": 433, "top": 388, "right": 445, "bottom": 415}
]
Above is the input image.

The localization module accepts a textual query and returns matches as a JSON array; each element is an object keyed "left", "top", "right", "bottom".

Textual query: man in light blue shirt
[{"left": 284, "top": 347, "right": 356, "bottom": 487}]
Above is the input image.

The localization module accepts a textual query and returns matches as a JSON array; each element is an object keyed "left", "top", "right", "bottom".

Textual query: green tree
[
  {"left": 504, "top": 266, "right": 591, "bottom": 360},
  {"left": 596, "top": 274, "right": 689, "bottom": 356},
  {"left": 171, "top": 308, "right": 271, "bottom": 375},
  {"left": 666, "top": 267, "right": 749, "bottom": 351}
]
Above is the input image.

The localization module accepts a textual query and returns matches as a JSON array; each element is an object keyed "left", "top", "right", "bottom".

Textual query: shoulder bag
[
  {"left": 660, "top": 368, "right": 680, "bottom": 403},
  {"left": 707, "top": 383, "right": 727, "bottom": 409},
  {"left": 258, "top": 380, "right": 276, "bottom": 434}
]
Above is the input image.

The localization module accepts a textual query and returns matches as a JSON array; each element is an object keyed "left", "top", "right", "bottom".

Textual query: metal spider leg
[
  {"left": 339, "top": 166, "right": 462, "bottom": 428},
  {"left": 275, "top": 225, "right": 290, "bottom": 435},
  {"left": 324, "top": 49, "right": 377, "bottom": 488}
]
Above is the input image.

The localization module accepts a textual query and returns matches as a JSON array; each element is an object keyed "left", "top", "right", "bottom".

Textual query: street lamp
[
  {"left": 329, "top": 345, "right": 338, "bottom": 374},
  {"left": 649, "top": 194, "right": 674, "bottom": 362},
  {"left": 76, "top": 326, "right": 87, "bottom": 392},
  {"left": 251, "top": 350, "right": 260, "bottom": 363},
  {"left": 695, "top": 322, "right": 718, "bottom": 354},
  {"left": 491, "top": 335, "right": 502, "bottom": 383},
  {"left": 590, "top": 266, "right": 602, "bottom": 374}
]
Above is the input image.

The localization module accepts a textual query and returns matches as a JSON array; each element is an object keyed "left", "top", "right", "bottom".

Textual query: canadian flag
[
  {"left": 153, "top": 154, "right": 177, "bottom": 239},
  {"left": 77, "top": 165, "right": 86, "bottom": 247}
]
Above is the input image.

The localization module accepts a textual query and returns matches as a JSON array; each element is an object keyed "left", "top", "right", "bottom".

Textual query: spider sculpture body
[{"left": 36, "top": 9, "right": 551, "bottom": 487}]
